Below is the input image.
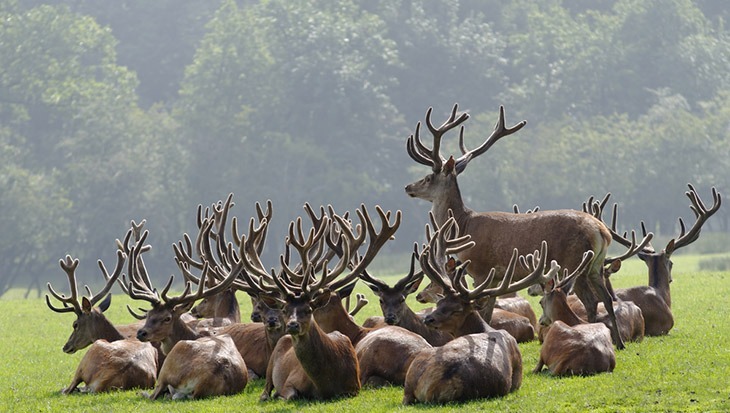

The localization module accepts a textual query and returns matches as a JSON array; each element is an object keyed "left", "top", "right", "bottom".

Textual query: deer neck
[
  {"left": 453, "top": 310, "right": 494, "bottom": 337},
  {"left": 430, "top": 180, "right": 469, "bottom": 227},
  {"left": 645, "top": 255, "right": 672, "bottom": 307},
  {"left": 92, "top": 313, "right": 125, "bottom": 342},
  {"left": 161, "top": 317, "right": 200, "bottom": 355},
  {"left": 550, "top": 293, "right": 585, "bottom": 327},
  {"left": 291, "top": 321, "right": 341, "bottom": 386},
  {"left": 314, "top": 299, "right": 366, "bottom": 346}
]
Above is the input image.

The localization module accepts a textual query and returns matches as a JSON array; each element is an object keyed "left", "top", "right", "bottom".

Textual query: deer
[
  {"left": 533, "top": 264, "right": 616, "bottom": 376},
  {"left": 358, "top": 252, "right": 453, "bottom": 346},
  {"left": 402, "top": 217, "right": 565, "bottom": 405},
  {"left": 245, "top": 204, "right": 431, "bottom": 391},
  {"left": 251, "top": 204, "right": 424, "bottom": 400},
  {"left": 46, "top": 228, "right": 150, "bottom": 353},
  {"left": 47, "top": 240, "right": 158, "bottom": 394},
  {"left": 123, "top": 220, "right": 249, "bottom": 399},
  {"left": 404, "top": 104, "right": 624, "bottom": 348},
  {"left": 586, "top": 184, "right": 721, "bottom": 335},
  {"left": 165, "top": 195, "right": 288, "bottom": 379}
]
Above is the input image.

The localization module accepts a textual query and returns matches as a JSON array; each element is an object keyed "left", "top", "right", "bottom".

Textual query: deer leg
[
  {"left": 596, "top": 282, "right": 625, "bottom": 350},
  {"left": 532, "top": 358, "right": 545, "bottom": 374},
  {"left": 61, "top": 375, "right": 83, "bottom": 395}
]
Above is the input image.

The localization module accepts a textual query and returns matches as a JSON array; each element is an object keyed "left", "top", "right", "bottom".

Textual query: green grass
[{"left": 2, "top": 254, "right": 729, "bottom": 412}]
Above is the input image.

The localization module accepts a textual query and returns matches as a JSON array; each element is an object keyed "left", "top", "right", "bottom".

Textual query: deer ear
[
  {"left": 664, "top": 238, "right": 676, "bottom": 256},
  {"left": 546, "top": 278, "right": 555, "bottom": 292},
  {"left": 336, "top": 280, "right": 357, "bottom": 300},
  {"left": 443, "top": 156, "right": 456, "bottom": 175},
  {"left": 404, "top": 275, "right": 424, "bottom": 296},
  {"left": 97, "top": 294, "right": 112, "bottom": 312},
  {"left": 81, "top": 297, "right": 93, "bottom": 313},
  {"left": 311, "top": 290, "right": 333, "bottom": 309},
  {"left": 608, "top": 260, "right": 622, "bottom": 274}
]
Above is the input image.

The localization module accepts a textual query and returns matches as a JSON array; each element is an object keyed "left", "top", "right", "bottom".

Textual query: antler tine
[
  {"left": 46, "top": 255, "right": 83, "bottom": 314},
  {"left": 89, "top": 248, "right": 127, "bottom": 307},
  {"left": 419, "top": 243, "right": 456, "bottom": 294},
  {"left": 474, "top": 241, "right": 562, "bottom": 299},
  {"left": 605, "top": 230, "right": 654, "bottom": 265},
  {"left": 425, "top": 103, "right": 470, "bottom": 173},
  {"left": 553, "top": 250, "right": 596, "bottom": 291},
  {"left": 392, "top": 244, "right": 426, "bottom": 291},
  {"left": 588, "top": 194, "right": 656, "bottom": 257},
  {"left": 254, "top": 199, "right": 273, "bottom": 255},
  {"left": 406, "top": 122, "right": 434, "bottom": 167},
  {"left": 124, "top": 230, "right": 166, "bottom": 305},
  {"left": 674, "top": 184, "right": 722, "bottom": 249},
  {"left": 454, "top": 106, "right": 526, "bottom": 174},
  {"left": 172, "top": 233, "right": 204, "bottom": 270}
]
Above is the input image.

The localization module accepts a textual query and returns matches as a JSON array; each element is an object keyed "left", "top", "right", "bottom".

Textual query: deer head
[{"left": 46, "top": 234, "right": 128, "bottom": 353}]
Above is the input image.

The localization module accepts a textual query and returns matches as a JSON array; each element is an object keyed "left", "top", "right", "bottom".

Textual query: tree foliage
[{"left": 1, "top": 0, "right": 729, "bottom": 295}]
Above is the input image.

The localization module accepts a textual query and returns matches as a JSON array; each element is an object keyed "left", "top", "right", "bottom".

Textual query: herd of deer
[{"left": 46, "top": 104, "right": 722, "bottom": 404}]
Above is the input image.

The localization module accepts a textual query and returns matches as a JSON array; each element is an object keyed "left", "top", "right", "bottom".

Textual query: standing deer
[
  {"left": 47, "top": 243, "right": 158, "bottom": 394},
  {"left": 404, "top": 104, "right": 623, "bottom": 348},
  {"left": 588, "top": 184, "right": 721, "bottom": 335},
  {"left": 403, "top": 218, "right": 564, "bottom": 405},
  {"left": 534, "top": 265, "right": 616, "bottom": 376}
]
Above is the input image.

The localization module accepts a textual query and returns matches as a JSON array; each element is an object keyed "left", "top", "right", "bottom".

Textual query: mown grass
[{"left": 1, "top": 254, "right": 729, "bottom": 412}]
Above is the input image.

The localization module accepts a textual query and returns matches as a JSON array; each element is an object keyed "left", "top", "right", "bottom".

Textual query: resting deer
[
  {"left": 534, "top": 264, "right": 616, "bottom": 376},
  {"left": 587, "top": 185, "right": 721, "bottom": 335},
  {"left": 404, "top": 104, "right": 623, "bottom": 348},
  {"left": 402, "top": 218, "right": 562, "bottom": 405},
  {"left": 47, "top": 242, "right": 158, "bottom": 394},
  {"left": 168, "top": 195, "right": 286, "bottom": 378},
  {"left": 124, "top": 215, "right": 249, "bottom": 399},
  {"left": 358, "top": 252, "right": 453, "bottom": 346},
  {"left": 252, "top": 204, "right": 429, "bottom": 392}
]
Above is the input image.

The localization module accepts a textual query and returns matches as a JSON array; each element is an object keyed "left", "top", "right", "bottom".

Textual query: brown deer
[
  {"left": 533, "top": 265, "right": 616, "bottom": 376},
  {"left": 588, "top": 185, "right": 721, "bottom": 335},
  {"left": 167, "top": 195, "right": 286, "bottom": 379},
  {"left": 124, "top": 225, "right": 249, "bottom": 399},
  {"left": 47, "top": 246, "right": 158, "bottom": 394},
  {"left": 252, "top": 204, "right": 404, "bottom": 400},
  {"left": 46, "top": 229, "right": 149, "bottom": 353},
  {"left": 358, "top": 251, "right": 453, "bottom": 346},
  {"left": 404, "top": 104, "right": 622, "bottom": 348},
  {"left": 402, "top": 218, "right": 564, "bottom": 404}
]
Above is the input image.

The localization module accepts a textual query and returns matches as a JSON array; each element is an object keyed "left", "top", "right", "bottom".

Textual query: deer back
[
  {"left": 354, "top": 325, "right": 432, "bottom": 388},
  {"left": 149, "top": 334, "right": 247, "bottom": 400},
  {"left": 534, "top": 320, "right": 615, "bottom": 376},
  {"left": 402, "top": 330, "right": 522, "bottom": 404},
  {"left": 62, "top": 339, "right": 158, "bottom": 394}
]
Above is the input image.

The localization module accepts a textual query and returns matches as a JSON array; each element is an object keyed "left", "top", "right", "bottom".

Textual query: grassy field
[{"left": 1, "top": 254, "right": 729, "bottom": 412}]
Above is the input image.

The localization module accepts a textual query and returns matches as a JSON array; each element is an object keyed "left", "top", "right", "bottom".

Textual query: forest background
[{"left": 2, "top": 0, "right": 729, "bottom": 297}]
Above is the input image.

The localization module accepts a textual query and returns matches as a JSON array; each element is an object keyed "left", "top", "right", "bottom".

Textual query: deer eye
[
  {"left": 425, "top": 176, "right": 431, "bottom": 183},
  {"left": 72, "top": 321, "right": 78, "bottom": 329},
  {"left": 163, "top": 316, "right": 172, "bottom": 323}
]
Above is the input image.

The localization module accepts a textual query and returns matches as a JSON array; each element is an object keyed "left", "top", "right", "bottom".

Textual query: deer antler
[
  {"left": 674, "top": 184, "right": 722, "bottom": 250},
  {"left": 453, "top": 105, "right": 527, "bottom": 174},
  {"left": 583, "top": 193, "right": 654, "bottom": 263},
  {"left": 46, "top": 248, "right": 127, "bottom": 315},
  {"left": 406, "top": 103, "right": 470, "bottom": 173},
  {"left": 456, "top": 241, "right": 564, "bottom": 301}
]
